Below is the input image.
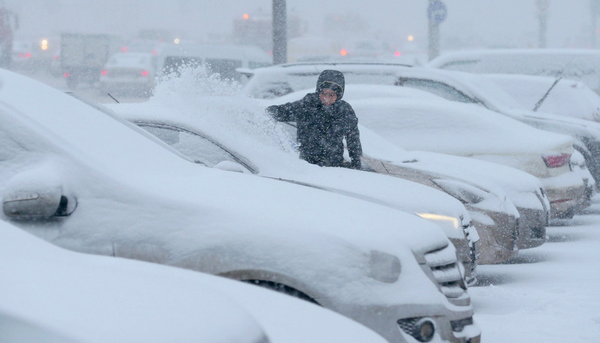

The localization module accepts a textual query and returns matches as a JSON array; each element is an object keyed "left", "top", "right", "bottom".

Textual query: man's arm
[
  {"left": 344, "top": 104, "right": 363, "bottom": 169},
  {"left": 265, "top": 97, "right": 307, "bottom": 122}
]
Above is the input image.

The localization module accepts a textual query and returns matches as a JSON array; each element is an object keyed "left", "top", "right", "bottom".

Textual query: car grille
[{"left": 423, "top": 245, "right": 469, "bottom": 303}]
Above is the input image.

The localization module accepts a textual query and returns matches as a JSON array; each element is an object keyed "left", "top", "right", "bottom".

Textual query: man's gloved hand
[{"left": 350, "top": 159, "right": 362, "bottom": 170}]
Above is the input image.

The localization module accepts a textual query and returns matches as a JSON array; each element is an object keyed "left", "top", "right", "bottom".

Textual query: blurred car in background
[
  {"left": 10, "top": 39, "right": 34, "bottom": 70},
  {"left": 157, "top": 42, "right": 271, "bottom": 81},
  {"left": 0, "top": 219, "right": 391, "bottom": 343},
  {"left": 0, "top": 68, "right": 480, "bottom": 343},
  {"left": 100, "top": 52, "right": 157, "bottom": 97}
]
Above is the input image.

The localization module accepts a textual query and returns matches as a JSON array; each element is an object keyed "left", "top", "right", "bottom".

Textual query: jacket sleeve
[
  {"left": 266, "top": 98, "right": 306, "bottom": 122},
  {"left": 344, "top": 104, "right": 363, "bottom": 163}
]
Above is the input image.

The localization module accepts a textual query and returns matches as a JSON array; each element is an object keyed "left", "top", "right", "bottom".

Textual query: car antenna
[
  {"left": 532, "top": 56, "right": 574, "bottom": 112},
  {"left": 532, "top": 75, "right": 562, "bottom": 112},
  {"left": 107, "top": 93, "right": 120, "bottom": 103}
]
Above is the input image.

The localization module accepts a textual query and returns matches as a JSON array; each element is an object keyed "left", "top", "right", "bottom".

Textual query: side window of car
[
  {"left": 140, "top": 126, "right": 239, "bottom": 167},
  {"left": 396, "top": 78, "right": 479, "bottom": 104}
]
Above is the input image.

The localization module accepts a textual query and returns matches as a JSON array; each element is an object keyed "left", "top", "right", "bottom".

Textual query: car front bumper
[
  {"left": 515, "top": 206, "right": 549, "bottom": 249},
  {"left": 466, "top": 207, "right": 518, "bottom": 265}
]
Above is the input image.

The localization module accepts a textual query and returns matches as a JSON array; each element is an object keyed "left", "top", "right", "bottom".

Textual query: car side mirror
[{"left": 3, "top": 191, "right": 76, "bottom": 220}]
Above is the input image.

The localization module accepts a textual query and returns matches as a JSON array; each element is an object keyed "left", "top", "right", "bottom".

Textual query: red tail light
[
  {"left": 141, "top": 70, "right": 149, "bottom": 77},
  {"left": 64, "top": 72, "right": 70, "bottom": 78},
  {"left": 101, "top": 70, "right": 108, "bottom": 76},
  {"left": 542, "top": 153, "right": 571, "bottom": 168},
  {"left": 26, "top": 52, "right": 31, "bottom": 58}
]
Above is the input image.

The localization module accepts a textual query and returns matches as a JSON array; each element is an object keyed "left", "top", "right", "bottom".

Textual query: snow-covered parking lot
[{"left": 472, "top": 196, "right": 600, "bottom": 343}]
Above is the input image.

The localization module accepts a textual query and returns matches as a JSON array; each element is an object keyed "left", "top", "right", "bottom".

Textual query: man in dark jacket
[{"left": 266, "top": 69, "right": 363, "bottom": 169}]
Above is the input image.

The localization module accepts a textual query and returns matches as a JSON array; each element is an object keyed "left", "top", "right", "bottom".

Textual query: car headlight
[
  {"left": 369, "top": 250, "right": 401, "bottom": 283},
  {"left": 416, "top": 213, "right": 464, "bottom": 239},
  {"left": 432, "top": 179, "right": 486, "bottom": 205}
]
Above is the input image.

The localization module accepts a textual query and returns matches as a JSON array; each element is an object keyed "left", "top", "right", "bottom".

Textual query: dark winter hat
[{"left": 316, "top": 69, "right": 345, "bottom": 100}]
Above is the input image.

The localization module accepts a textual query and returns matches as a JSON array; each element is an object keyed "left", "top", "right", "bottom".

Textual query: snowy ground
[{"left": 472, "top": 195, "right": 600, "bottom": 342}]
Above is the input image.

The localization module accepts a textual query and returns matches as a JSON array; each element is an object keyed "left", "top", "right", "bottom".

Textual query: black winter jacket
[{"left": 267, "top": 92, "right": 363, "bottom": 168}]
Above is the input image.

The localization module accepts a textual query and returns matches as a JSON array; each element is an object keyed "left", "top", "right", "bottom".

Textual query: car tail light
[
  {"left": 141, "top": 70, "right": 149, "bottom": 76},
  {"left": 64, "top": 72, "right": 70, "bottom": 78},
  {"left": 101, "top": 70, "right": 108, "bottom": 76},
  {"left": 542, "top": 153, "right": 571, "bottom": 168},
  {"left": 26, "top": 52, "right": 31, "bottom": 58}
]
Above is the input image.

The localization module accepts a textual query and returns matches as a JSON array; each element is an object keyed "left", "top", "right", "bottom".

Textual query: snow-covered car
[
  {"left": 0, "top": 69, "right": 480, "bottom": 343},
  {"left": 261, "top": 82, "right": 551, "bottom": 259},
  {"left": 420, "top": 59, "right": 600, "bottom": 188},
  {"left": 99, "top": 52, "right": 157, "bottom": 97},
  {"left": 242, "top": 63, "right": 597, "bottom": 213},
  {"left": 355, "top": 124, "right": 551, "bottom": 253},
  {"left": 108, "top": 95, "right": 485, "bottom": 277},
  {"left": 427, "top": 49, "right": 600, "bottom": 94},
  {"left": 344, "top": 91, "right": 585, "bottom": 220},
  {"left": 0, "top": 219, "right": 391, "bottom": 343}
]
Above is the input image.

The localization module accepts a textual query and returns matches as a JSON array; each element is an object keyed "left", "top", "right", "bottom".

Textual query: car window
[
  {"left": 396, "top": 78, "right": 480, "bottom": 104},
  {"left": 205, "top": 58, "right": 243, "bottom": 80},
  {"left": 162, "top": 56, "right": 202, "bottom": 76},
  {"left": 137, "top": 124, "right": 257, "bottom": 173}
]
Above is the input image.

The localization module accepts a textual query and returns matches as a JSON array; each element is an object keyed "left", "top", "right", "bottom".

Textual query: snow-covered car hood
[{"left": 0, "top": 219, "right": 387, "bottom": 343}]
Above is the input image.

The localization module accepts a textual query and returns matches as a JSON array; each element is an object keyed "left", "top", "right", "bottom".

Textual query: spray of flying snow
[{"left": 150, "top": 66, "right": 297, "bottom": 154}]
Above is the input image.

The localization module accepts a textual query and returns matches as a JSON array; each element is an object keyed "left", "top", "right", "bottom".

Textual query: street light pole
[
  {"left": 536, "top": 0, "right": 550, "bottom": 48},
  {"left": 272, "top": 0, "right": 287, "bottom": 65},
  {"left": 591, "top": 0, "right": 600, "bottom": 48},
  {"left": 427, "top": 0, "right": 447, "bottom": 61}
]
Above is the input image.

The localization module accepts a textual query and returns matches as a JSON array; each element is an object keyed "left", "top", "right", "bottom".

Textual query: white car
[
  {"left": 419, "top": 59, "right": 600, "bottom": 189},
  {"left": 0, "top": 219, "right": 388, "bottom": 343},
  {"left": 0, "top": 68, "right": 480, "bottom": 343},
  {"left": 99, "top": 52, "right": 157, "bottom": 97}
]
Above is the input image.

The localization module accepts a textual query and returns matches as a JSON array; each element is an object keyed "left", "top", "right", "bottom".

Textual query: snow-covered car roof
[
  {"left": 483, "top": 73, "right": 600, "bottom": 123},
  {"left": 243, "top": 62, "right": 413, "bottom": 98},
  {"left": 0, "top": 219, "right": 388, "bottom": 343},
  {"left": 427, "top": 49, "right": 600, "bottom": 92}
]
